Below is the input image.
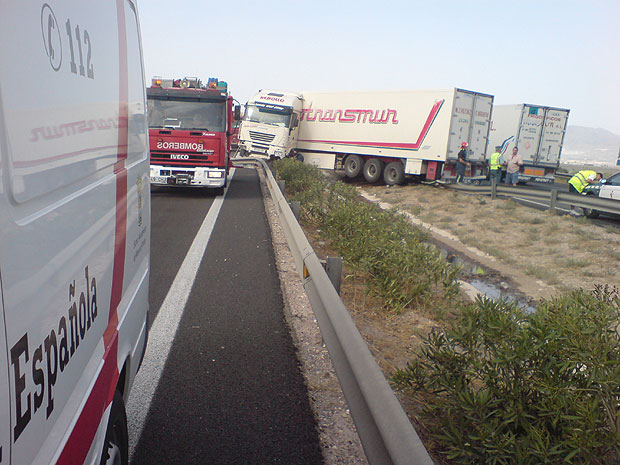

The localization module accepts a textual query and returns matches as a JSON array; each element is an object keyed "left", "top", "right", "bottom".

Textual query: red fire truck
[{"left": 147, "top": 76, "right": 236, "bottom": 194}]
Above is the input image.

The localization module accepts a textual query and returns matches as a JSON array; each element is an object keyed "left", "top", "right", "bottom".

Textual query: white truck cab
[
  {"left": 0, "top": 2, "right": 149, "bottom": 464},
  {"left": 238, "top": 90, "right": 302, "bottom": 159}
]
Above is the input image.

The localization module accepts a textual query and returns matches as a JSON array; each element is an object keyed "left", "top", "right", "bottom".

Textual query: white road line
[{"left": 126, "top": 169, "right": 234, "bottom": 459}]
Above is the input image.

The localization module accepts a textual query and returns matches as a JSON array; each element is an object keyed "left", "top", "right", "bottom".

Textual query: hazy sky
[{"left": 138, "top": 0, "right": 620, "bottom": 134}]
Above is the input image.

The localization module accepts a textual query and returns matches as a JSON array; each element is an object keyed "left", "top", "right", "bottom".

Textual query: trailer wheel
[
  {"left": 344, "top": 155, "right": 363, "bottom": 178},
  {"left": 100, "top": 390, "right": 128, "bottom": 465},
  {"left": 383, "top": 161, "right": 405, "bottom": 185},
  {"left": 363, "top": 158, "right": 383, "bottom": 183}
]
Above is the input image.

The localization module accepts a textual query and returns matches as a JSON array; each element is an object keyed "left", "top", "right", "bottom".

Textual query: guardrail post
[
  {"left": 491, "top": 177, "right": 497, "bottom": 200},
  {"left": 325, "top": 256, "right": 343, "bottom": 294},
  {"left": 289, "top": 200, "right": 301, "bottom": 221},
  {"left": 549, "top": 189, "right": 558, "bottom": 213}
]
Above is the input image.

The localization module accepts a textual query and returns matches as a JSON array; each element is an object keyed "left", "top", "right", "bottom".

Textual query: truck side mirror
[{"left": 234, "top": 105, "right": 241, "bottom": 121}]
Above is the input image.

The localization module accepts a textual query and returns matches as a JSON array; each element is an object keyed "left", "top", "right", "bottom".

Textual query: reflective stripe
[
  {"left": 568, "top": 170, "right": 596, "bottom": 193},
  {"left": 55, "top": 1, "right": 129, "bottom": 463},
  {"left": 489, "top": 152, "right": 501, "bottom": 170}
]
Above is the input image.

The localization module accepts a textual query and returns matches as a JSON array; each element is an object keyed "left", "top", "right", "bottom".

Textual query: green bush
[
  {"left": 273, "top": 158, "right": 459, "bottom": 312},
  {"left": 392, "top": 286, "right": 620, "bottom": 464}
]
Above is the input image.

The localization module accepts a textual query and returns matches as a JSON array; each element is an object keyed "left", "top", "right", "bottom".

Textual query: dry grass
[{"left": 363, "top": 182, "right": 620, "bottom": 294}]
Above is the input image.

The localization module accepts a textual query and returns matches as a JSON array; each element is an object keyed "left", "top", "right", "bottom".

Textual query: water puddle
[
  {"left": 437, "top": 245, "right": 537, "bottom": 313},
  {"left": 468, "top": 279, "right": 536, "bottom": 313}
]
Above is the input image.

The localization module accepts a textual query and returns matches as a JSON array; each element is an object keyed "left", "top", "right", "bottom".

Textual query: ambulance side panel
[{"left": 0, "top": 1, "right": 149, "bottom": 464}]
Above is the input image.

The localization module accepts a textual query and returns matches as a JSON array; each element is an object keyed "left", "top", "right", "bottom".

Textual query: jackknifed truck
[
  {"left": 239, "top": 88, "right": 494, "bottom": 184},
  {"left": 488, "top": 104, "right": 570, "bottom": 183}
]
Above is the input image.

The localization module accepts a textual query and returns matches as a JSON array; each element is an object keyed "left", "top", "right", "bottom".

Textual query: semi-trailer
[{"left": 239, "top": 88, "right": 494, "bottom": 185}]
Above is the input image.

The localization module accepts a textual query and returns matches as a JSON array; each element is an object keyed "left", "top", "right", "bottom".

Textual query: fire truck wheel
[
  {"left": 383, "top": 161, "right": 405, "bottom": 185},
  {"left": 363, "top": 158, "right": 383, "bottom": 183},
  {"left": 344, "top": 155, "right": 363, "bottom": 178},
  {"left": 100, "top": 390, "right": 128, "bottom": 465},
  {"left": 214, "top": 187, "right": 225, "bottom": 196}
]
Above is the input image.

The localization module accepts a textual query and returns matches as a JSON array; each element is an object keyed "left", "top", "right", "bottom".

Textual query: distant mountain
[{"left": 562, "top": 126, "right": 620, "bottom": 165}]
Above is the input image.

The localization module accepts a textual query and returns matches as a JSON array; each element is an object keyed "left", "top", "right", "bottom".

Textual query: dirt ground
[{"left": 363, "top": 181, "right": 620, "bottom": 299}]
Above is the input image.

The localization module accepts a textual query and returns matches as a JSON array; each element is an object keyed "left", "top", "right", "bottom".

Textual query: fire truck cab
[{"left": 147, "top": 77, "right": 234, "bottom": 193}]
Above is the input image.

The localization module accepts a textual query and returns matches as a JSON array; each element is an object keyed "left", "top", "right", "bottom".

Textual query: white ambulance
[{"left": 0, "top": 2, "right": 150, "bottom": 465}]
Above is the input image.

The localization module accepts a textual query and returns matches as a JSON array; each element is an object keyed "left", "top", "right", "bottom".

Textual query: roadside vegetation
[
  {"left": 274, "top": 158, "right": 460, "bottom": 313},
  {"left": 273, "top": 158, "right": 620, "bottom": 465}
]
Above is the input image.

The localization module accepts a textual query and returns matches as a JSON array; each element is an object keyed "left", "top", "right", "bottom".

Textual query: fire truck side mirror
[{"left": 234, "top": 105, "right": 241, "bottom": 121}]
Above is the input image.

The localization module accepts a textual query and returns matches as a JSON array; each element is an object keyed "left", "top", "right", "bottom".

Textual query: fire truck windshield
[
  {"left": 147, "top": 98, "right": 226, "bottom": 131},
  {"left": 244, "top": 104, "right": 292, "bottom": 127}
]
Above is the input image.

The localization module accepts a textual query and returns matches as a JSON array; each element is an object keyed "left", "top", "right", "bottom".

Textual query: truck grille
[{"left": 249, "top": 131, "right": 275, "bottom": 143}]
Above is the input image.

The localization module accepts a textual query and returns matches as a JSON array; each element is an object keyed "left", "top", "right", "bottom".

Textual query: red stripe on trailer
[
  {"left": 55, "top": 0, "right": 128, "bottom": 463},
  {"left": 299, "top": 99, "right": 444, "bottom": 150}
]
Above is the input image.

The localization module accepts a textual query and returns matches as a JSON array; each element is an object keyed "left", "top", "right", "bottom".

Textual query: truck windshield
[
  {"left": 147, "top": 98, "right": 226, "bottom": 132},
  {"left": 244, "top": 104, "right": 291, "bottom": 127}
]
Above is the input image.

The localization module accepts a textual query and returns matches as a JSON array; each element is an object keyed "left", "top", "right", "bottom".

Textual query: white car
[
  {"left": 582, "top": 172, "right": 620, "bottom": 218},
  {"left": 598, "top": 172, "right": 620, "bottom": 200}
]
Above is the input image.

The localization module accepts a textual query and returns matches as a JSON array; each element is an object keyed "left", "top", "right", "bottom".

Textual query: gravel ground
[{"left": 258, "top": 168, "right": 368, "bottom": 465}]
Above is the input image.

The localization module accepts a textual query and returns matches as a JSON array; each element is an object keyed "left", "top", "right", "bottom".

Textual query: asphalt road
[{"left": 127, "top": 168, "right": 323, "bottom": 465}]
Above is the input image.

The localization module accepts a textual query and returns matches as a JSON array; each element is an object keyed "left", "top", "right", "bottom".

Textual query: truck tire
[
  {"left": 383, "top": 161, "right": 405, "bottom": 185},
  {"left": 363, "top": 158, "right": 383, "bottom": 183},
  {"left": 100, "top": 390, "right": 128, "bottom": 465},
  {"left": 344, "top": 155, "right": 363, "bottom": 178}
]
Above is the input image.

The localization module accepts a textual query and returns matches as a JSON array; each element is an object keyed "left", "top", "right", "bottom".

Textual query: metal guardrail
[
  {"left": 235, "top": 158, "right": 434, "bottom": 465},
  {"left": 554, "top": 172, "right": 571, "bottom": 182},
  {"left": 451, "top": 181, "right": 620, "bottom": 216}
]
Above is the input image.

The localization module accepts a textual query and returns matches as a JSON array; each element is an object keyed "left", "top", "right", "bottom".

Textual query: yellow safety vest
[
  {"left": 489, "top": 152, "right": 502, "bottom": 170},
  {"left": 568, "top": 170, "right": 597, "bottom": 193}
]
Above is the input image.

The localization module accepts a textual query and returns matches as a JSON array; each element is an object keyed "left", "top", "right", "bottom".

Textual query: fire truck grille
[{"left": 249, "top": 131, "right": 275, "bottom": 143}]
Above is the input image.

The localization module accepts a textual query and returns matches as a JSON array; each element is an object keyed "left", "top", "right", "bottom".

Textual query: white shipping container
[
  {"left": 488, "top": 104, "right": 569, "bottom": 182},
  {"left": 296, "top": 88, "right": 494, "bottom": 183}
]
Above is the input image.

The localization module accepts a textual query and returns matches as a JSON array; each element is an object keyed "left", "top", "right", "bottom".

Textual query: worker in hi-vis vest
[
  {"left": 488, "top": 145, "right": 504, "bottom": 185},
  {"left": 567, "top": 170, "right": 603, "bottom": 216}
]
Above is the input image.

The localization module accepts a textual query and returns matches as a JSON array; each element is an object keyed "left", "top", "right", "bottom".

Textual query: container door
[
  {"left": 539, "top": 108, "right": 569, "bottom": 166},
  {"left": 469, "top": 94, "right": 494, "bottom": 162},
  {"left": 448, "top": 91, "right": 475, "bottom": 161},
  {"left": 516, "top": 105, "right": 545, "bottom": 164},
  {"left": 449, "top": 91, "right": 493, "bottom": 163}
]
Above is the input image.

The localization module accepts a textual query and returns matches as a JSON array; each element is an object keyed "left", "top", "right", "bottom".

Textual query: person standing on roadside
[
  {"left": 456, "top": 142, "right": 471, "bottom": 183},
  {"left": 488, "top": 145, "right": 504, "bottom": 185},
  {"left": 567, "top": 170, "right": 603, "bottom": 216},
  {"left": 505, "top": 147, "right": 523, "bottom": 186}
]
